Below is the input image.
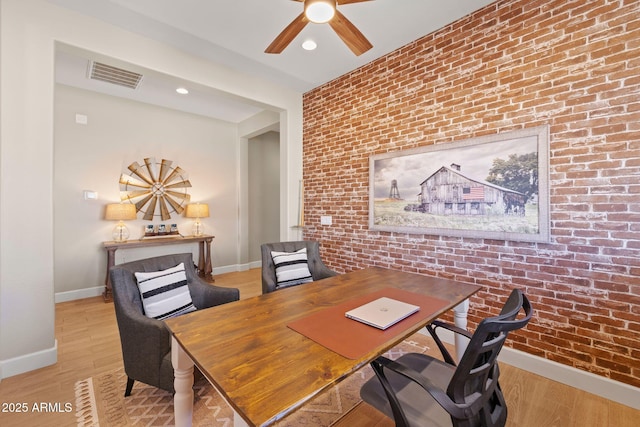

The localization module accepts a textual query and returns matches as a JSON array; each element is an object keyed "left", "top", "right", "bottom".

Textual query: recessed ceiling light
[
  {"left": 302, "top": 40, "right": 317, "bottom": 51},
  {"left": 176, "top": 87, "right": 189, "bottom": 95}
]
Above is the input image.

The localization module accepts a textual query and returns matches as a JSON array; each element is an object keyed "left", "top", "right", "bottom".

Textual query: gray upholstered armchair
[
  {"left": 261, "top": 240, "right": 338, "bottom": 294},
  {"left": 110, "top": 253, "right": 239, "bottom": 396}
]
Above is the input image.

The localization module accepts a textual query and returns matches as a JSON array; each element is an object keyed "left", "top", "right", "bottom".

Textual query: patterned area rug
[{"left": 75, "top": 333, "right": 432, "bottom": 426}]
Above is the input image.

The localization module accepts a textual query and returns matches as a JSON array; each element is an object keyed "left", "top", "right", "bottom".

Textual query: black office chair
[{"left": 360, "top": 289, "right": 532, "bottom": 427}]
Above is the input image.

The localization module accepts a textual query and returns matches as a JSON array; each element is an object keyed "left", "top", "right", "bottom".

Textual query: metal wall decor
[{"left": 119, "top": 157, "right": 191, "bottom": 221}]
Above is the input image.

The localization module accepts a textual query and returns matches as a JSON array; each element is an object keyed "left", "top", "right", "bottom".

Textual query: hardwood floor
[{"left": 0, "top": 268, "right": 637, "bottom": 426}]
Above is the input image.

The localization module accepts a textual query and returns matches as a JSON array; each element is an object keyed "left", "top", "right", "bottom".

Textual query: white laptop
[{"left": 345, "top": 297, "right": 420, "bottom": 330}]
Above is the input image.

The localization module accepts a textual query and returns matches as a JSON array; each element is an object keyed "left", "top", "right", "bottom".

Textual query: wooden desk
[
  {"left": 102, "top": 234, "right": 214, "bottom": 301},
  {"left": 165, "top": 267, "right": 481, "bottom": 427}
]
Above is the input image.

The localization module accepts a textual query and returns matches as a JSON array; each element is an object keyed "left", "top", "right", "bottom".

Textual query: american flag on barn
[
  {"left": 462, "top": 186, "right": 485, "bottom": 200},
  {"left": 411, "top": 164, "right": 526, "bottom": 216}
]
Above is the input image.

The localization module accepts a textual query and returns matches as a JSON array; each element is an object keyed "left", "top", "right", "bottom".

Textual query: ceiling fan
[{"left": 265, "top": 0, "right": 373, "bottom": 56}]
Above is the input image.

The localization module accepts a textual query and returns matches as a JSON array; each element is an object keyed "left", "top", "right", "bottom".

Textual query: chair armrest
[
  {"left": 189, "top": 276, "right": 240, "bottom": 309},
  {"left": 312, "top": 263, "right": 338, "bottom": 280},
  {"left": 115, "top": 301, "right": 171, "bottom": 375},
  {"left": 430, "top": 319, "right": 473, "bottom": 339},
  {"left": 371, "top": 356, "right": 477, "bottom": 421},
  {"left": 261, "top": 268, "right": 277, "bottom": 294},
  {"left": 306, "top": 242, "right": 338, "bottom": 280},
  {"left": 425, "top": 320, "right": 472, "bottom": 366}
]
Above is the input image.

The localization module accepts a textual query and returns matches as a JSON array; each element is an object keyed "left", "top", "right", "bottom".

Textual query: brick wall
[{"left": 302, "top": 0, "right": 640, "bottom": 387}]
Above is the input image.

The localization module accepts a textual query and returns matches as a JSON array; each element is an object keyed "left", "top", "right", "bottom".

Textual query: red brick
[{"left": 303, "top": 0, "right": 640, "bottom": 387}]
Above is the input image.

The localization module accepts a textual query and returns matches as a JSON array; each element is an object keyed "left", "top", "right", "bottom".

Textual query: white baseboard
[
  {"left": 212, "top": 262, "right": 256, "bottom": 275},
  {"left": 54, "top": 263, "right": 262, "bottom": 303},
  {"left": 55, "top": 286, "right": 103, "bottom": 303},
  {"left": 0, "top": 340, "right": 58, "bottom": 380},
  {"left": 422, "top": 329, "right": 640, "bottom": 410},
  {"left": 247, "top": 260, "right": 262, "bottom": 269}
]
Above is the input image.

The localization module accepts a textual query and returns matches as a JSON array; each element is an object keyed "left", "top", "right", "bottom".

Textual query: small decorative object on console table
[
  {"left": 143, "top": 223, "right": 180, "bottom": 238},
  {"left": 102, "top": 234, "right": 214, "bottom": 302},
  {"left": 105, "top": 203, "right": 137, "bottom": 242},
  {"left": 185, "top": 203, "right": 209, "bottom": 236}
]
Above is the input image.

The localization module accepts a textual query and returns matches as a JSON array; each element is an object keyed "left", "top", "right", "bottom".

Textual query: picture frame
[{"left": 369, "top": 125, "right": 550, "bottom": 243}]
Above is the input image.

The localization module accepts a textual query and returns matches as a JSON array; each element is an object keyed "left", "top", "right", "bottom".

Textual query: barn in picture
[{"left": 408, "top": 163, "right": 527, "bottom": 216}]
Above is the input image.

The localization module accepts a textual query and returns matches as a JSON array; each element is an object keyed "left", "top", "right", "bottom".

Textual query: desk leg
[
  {"left": 171, "top": 337, "right": 194, "bottom": 427},
  {"left": 453, "top": 299, "right": 470, "bottom": 363},
  {"left": 234, "top": 412, "right": 250, "bottom": 427}
]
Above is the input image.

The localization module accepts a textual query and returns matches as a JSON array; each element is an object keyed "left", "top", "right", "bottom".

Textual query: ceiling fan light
[{"left": 305, "top": 0, "right": 336, "bottom": 24}]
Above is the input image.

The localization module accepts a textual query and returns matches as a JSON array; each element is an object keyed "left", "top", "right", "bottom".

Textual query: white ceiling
[{"left": 50, "top": 0, "right": 495, "bottom": 122}]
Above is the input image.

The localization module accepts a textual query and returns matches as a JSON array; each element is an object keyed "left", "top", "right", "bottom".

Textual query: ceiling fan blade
[
  {"left": 338, "top": 0, "right": 373, "bottom": 4},
  {"left": 289, "top": 0, "right": 373, "bottom": 2},
  {"left": 265, "top": 13, "right": 309, "bottom": 54},
  {"left": 329, "top": 9, "right": 372, "bottom": 56}
]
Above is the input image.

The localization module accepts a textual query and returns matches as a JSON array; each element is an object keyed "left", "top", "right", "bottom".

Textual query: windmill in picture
[{"left": 389, "top": 179, "right": 402, "bottom": 200}]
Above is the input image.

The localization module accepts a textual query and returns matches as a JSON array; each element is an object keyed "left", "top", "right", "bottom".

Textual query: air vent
[{"left": 89, "top": 61, "right": 143, "bottom": 89}]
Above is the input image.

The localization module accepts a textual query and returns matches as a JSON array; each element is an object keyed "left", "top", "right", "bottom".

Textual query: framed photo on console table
[{"left": 369, "top": 125, "right": 550, "bottom": 243}]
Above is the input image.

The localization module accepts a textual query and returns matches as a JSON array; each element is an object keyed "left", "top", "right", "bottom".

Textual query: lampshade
[
  {"left": 105, "top": 203, "right": 136, "bottom": 242},
  {"left": 105, "top": 203, "right": 137, "bottom": 221},
  {"left": 185, "top": 203, "right": 209, "bottom": 236},
  {"left": 185, "top": 203, "right": 210, "bottom": 218},
  {"left": 305, "top": 0, "right": 336, "bottom": 24}
]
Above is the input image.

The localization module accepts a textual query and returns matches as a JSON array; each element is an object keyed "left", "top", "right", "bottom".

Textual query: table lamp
[
  {"left": 105, "top": 203, "right": 137, "bottom": 242},
  {"left": 185, "top": 203, "right": 209, "bottom": 236}
]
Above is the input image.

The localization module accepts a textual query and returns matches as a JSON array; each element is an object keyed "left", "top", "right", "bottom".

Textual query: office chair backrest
[{"left": 448, "top": 289, "right": 532, "bottom": 427}]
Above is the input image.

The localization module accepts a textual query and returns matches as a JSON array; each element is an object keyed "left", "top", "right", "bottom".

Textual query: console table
[{"left": 102, "top": 235, "right": 214, "bottom": 302}]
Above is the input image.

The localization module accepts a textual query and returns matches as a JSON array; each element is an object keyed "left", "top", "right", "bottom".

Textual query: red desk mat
[{"left": 287, "top": 287, "right": 450, "bottom": 359}]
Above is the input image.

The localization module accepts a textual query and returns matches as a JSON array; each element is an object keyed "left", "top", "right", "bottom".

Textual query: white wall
[
  {"left": 0, "top": 0, "right": 302, "bottom": 379},
  {"left": 53, "top": 84, "right": 239, "bottom": 297},
  {"left": 248, "top": 131, "right": 280, "bottom": 263},
  {"left": 237, "top": 110, "right": 282, "bottom": 268}
]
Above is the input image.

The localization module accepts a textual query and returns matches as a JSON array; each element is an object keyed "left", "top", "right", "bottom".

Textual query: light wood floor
[{"left": 0, "top": 268, "right": 637, "bottom": 427}]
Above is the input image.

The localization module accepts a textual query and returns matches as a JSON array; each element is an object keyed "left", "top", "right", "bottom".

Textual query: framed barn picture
[{"left": 369, "top": 125, "right": 550, "bottom": 243}]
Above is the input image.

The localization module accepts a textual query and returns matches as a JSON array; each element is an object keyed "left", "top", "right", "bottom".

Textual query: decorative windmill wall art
[{"left": 119, "top": 157, "right": 191, "bottom": 221}]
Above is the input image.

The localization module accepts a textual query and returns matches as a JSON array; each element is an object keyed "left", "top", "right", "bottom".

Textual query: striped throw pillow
[
  {"left": 135, "top": 262, "right": 196, "bottom": 320},
  {"left": 271, "top": 248, "right": 313, "bottom": 289}
]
